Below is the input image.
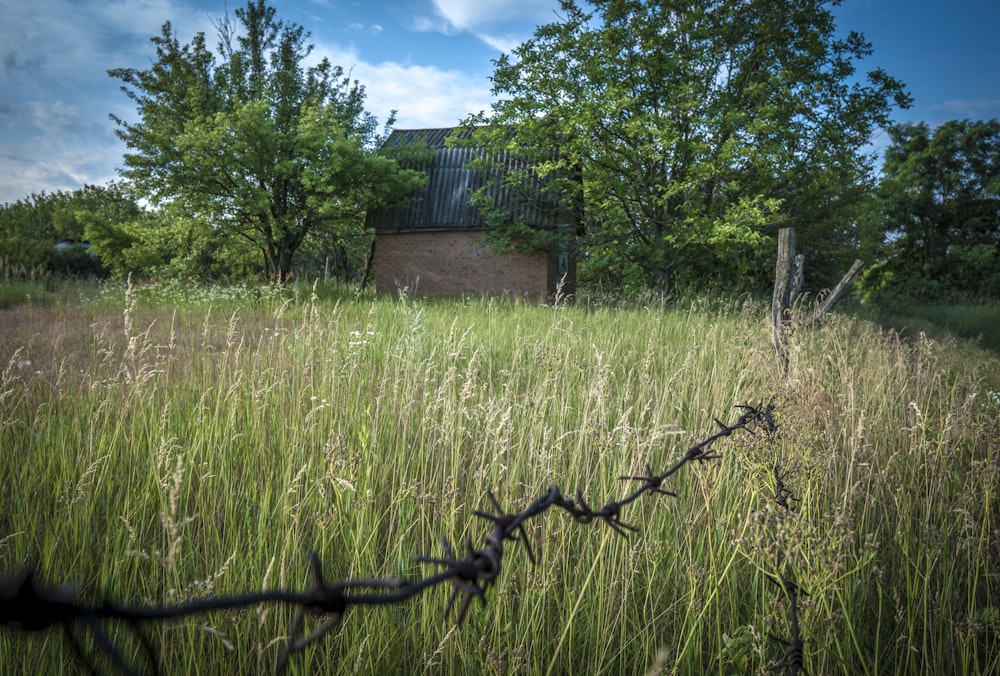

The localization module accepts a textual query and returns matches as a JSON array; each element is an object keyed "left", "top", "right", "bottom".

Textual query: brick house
[{"left": 366, "top": 128, "right": 576, "bottom": 300}]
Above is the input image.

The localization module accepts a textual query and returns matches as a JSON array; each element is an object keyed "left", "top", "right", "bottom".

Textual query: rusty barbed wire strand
[{"left": 1, "top": 402, "right": 777, "bottom": 674}]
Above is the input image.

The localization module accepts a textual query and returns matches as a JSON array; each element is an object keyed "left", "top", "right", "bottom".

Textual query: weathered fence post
[
  {"left": 805, "top": 258, "right": 864, "bottom": 327},
  {"left": 790, "top": 253, "right": 805, "bottom": 308},
  {"left": 771, "top": 227, "right": 864, "bottom": 376},
  {"left": 771, "top": 228, "right": 796, "bottom": 375}
]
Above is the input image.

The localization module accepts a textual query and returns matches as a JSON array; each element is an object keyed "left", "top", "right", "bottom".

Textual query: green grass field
[
  {"left": 1, "top": 280, "right": 998, "bottom": 674},
  {"left": 871, "top": 298, "right": 1000, "bottom": 353}
]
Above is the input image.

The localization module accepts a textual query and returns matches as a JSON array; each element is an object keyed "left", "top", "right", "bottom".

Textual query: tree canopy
[
  {"left": 460, "top": 0, "right": 910, "bottom": 293},
  {"left": 0, "top": 184, "right": 138, "bottom": 278},
  {"left": 861, "top": 119, "right": 1000, "bottom": 301},
  {"left": 109, "top": 0, "right": 423, "bottom": 280}
]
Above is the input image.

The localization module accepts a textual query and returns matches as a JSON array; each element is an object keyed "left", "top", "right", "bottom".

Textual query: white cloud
[
  {"left": 347, "top": 21, "right": 383, "bottom": 35},
  {"left": 938, "top": 99, "right": 1000, "bottom": 119},
  {"left": 427, "top": 0, "right": 559, "bottom": 54},
  {"left": 411, "top": 13, "right": 456, "bottom": 36},
  {"left": 471, "top": 31, "right": 523, "bottom": 55},
  {"left": 2, "top": 0, "right": 215, "bottom": 86},
  {"left": 312, "top": 43, "right": 494, "bottom": 129},
  {"left": 0, "top": 0, "right": 217, "bottom": 202},
  {"left": 430, "top": 0, "right": 554, "bottom": 32},
  {"left": 1, "top": 132, "right": 122, "bottom": 202}
]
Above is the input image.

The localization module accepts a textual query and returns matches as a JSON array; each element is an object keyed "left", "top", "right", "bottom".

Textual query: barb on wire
[
  {"left": 1, "top": 402, "right": 774, "bottom": 674},
  {"left": 773, "top": 465, "right": 800, "bottom": 512},
  {"left": 471, "top": 489, "right": 536, "bottom": 565},
  {"left": 741, "top": 401, "right": 778, "bottom": 436},
  {"left": 619, "top": 463, "right": 678, "bottom": 497}
]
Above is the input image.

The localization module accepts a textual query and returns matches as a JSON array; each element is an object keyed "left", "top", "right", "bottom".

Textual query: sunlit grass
[{"left": 1, "top": 282, "right": 998, "bottom": 674}]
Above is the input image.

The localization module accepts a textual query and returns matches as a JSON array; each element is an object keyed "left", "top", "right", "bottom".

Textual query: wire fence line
[{"left": 2, "top": 402, "right": 801, "bottom": 675}]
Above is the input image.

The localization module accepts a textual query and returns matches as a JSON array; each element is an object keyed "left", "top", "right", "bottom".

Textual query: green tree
[
  {"left": 862, "top": 119, "right": 1000, "bottom": 301},
  {"left": 0, "top": 194, "right": 59, "bottom": 274},
  {"left": 461, "top": 0, "right": 909, "bottom": 292},
  {"left": 0, "top": 184, "right": 139, "bottom": 277},
  {"left": 109, "top": 0, "right": 423, "bottom": 280}
]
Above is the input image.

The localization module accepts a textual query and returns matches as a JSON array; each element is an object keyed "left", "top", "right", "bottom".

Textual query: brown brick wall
[{"left": 374, "top": 231, "right": 555, "bottom": 300}]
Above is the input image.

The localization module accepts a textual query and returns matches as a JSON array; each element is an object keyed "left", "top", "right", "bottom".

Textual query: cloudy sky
[{"left": 1, "top": 0, "right": 998, "bottom": 205}]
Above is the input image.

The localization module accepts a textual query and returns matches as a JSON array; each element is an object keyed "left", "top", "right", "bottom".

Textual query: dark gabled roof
[
  {"left": 379, "top": 127, "right": 460, "bottom": 150},
  {"left": 367, "top": 127, "right": 564, "bottom": 233}
]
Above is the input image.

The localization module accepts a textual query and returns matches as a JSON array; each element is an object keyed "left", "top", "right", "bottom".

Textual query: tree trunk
[
  {"left": 359, "top": 239, "right": 376, "bottom": 292},
  {"left": 275, "top": 246, "right": 295, "bottom": 282}
]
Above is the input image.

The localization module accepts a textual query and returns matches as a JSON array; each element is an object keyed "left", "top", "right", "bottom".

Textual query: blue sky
[{"left": 1, "top": 0, "right": 998, "bottom": 205}]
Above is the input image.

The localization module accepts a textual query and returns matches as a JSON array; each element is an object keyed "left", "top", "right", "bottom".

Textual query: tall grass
[
  {"left": 1, "top": 282, "right": 998, "bottom": 674},
  {"left": 869, "top": 298, "right": 1000, "bottom": 353}
]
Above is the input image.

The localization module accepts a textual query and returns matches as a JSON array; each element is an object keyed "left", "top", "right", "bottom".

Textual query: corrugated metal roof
[
  {"left": 368, "top": 128, "right": 562, "bottom": 232},
  {"left": 380, "top": 127, "right": 460, "bottom": 150}
]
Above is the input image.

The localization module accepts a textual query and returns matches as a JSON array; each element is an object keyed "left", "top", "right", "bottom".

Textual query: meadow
[
  {"left": 1, "top": 280, "right": 998, "bottom": 674},
  {"left": 872, "top": 298, "right": 1000, "bottom": 354}
]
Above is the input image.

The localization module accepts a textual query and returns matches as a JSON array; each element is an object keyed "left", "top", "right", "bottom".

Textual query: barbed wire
[{"left": 1, "top": 402, "right": 777, "bottom": 675}]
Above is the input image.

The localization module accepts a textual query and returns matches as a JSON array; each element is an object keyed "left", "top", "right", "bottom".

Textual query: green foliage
[
  {"left": 0, "top": 184, "right": 140, "bottom": 278},
  {"left": 862, "top": 119, "right": 1000, "bottom": 302},
  {"left": 0, "top": 197, "right": 56, "bottom": 271},
  {"left": 461, "top": 0, "right": 909, "bottom": 293},
  {"left": 83, "top": 202, "right": 269, "bottom": 281},
  {"left": 109, "top": 0, "right": 424, "bottom": 281}
]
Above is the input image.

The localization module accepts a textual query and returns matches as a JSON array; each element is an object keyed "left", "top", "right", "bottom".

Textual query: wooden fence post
[
  {"left": 806, "top": 259, "right": 864, "bottom": 327},
  {"left": 771, "top": 227, "right": 865, "bottom": 376},
  {"left": 771, "top": 228, "right": 795, "bottom": 376},
  {"left": 790, "top": 253, "right": 805, "bottom": 308}
]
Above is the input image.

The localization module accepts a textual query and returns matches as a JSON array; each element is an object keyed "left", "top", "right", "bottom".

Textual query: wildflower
[{"left": 348, "top": 329, "right": 376, "bottom": 349}]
